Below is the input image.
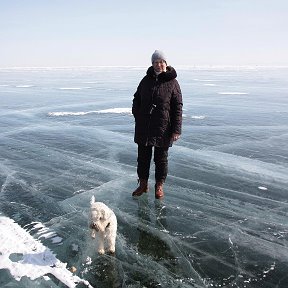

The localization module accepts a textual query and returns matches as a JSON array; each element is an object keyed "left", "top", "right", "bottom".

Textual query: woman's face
[{"left": 153, "top": 59, "right": 167, "bottom": 73}]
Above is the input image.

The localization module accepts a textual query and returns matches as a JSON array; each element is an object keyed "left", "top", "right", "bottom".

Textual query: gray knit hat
[{"left": 151, "top": 50, "right": 167, "bottom": 63}]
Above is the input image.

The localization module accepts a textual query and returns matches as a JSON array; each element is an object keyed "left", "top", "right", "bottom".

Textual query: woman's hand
[{"left": 171, "top": 133, "right": 180, "bottom": 142}]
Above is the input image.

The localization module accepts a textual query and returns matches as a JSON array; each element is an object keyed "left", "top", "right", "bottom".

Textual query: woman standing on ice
[{"left": 132, "top": 50, "right": 183, "bottom": 199}]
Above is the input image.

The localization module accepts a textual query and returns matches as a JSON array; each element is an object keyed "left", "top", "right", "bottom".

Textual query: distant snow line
[
  {"left": 0, "top": 216, "right": 92, "bottom": 288},
  {"left": 217, "top": 92, "right": 248, "bottom": 95},
  {"left": 48, "top": 107, "right": 132, "bottom": 117}
]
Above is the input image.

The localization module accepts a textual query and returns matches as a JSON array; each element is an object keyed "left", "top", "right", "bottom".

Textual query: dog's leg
[
  {"left": 107, "top": 239, "right": 115, "bottom": 254},
  {"left": 107, "top": 229, "right": 116, "bottom": 254},
  {"left": 98, "top": 231, "right": 105, "bottom": 254},
  {"left": 91, "top": 229, "right": 96, "bottom": 239}
]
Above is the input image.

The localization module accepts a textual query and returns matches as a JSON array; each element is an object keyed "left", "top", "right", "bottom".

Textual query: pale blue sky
[{"left": 1, "top": 0, "right": 288, "bottom": 67}]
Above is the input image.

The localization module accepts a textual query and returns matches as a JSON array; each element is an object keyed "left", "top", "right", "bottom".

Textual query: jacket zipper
[{"left": 145, "top": 78, "right": 158, "bottom": 146}]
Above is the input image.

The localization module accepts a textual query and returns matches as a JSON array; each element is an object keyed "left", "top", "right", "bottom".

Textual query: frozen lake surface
[{"left": 0, "top": 66, "right": 288, "bottom": 287}]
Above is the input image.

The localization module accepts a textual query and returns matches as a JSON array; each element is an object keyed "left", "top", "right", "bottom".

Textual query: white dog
[{"left": 89, "top": 196, "right": 117, "bottom": 254}]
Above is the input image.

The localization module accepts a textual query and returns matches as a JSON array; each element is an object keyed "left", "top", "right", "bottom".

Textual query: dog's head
[
  {"left": 89, "top": 196, "right": 112, "bottom": 235},
  {"left": 89, "top": 209, "right": 105, "bottom": 231}
]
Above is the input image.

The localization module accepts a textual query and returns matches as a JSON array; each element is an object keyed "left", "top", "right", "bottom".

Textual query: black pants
[{"left": 137, "top": 145, "right": 169, "bottom": 182}]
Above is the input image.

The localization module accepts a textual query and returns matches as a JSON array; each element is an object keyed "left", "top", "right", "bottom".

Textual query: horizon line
[{"left": 1, "top": 65, "right": 288, "bottom": 70}]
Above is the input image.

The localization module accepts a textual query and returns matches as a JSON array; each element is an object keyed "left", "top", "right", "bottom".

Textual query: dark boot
[
  {"left": 132, "top": 179, "right": 149, "bottom": 197},
  {"left": 155, "top": 181, "right": 164, "bottom": 199}
]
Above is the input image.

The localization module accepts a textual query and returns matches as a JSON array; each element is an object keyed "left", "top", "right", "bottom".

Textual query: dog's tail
[{"left": 90, "top": 195, "right": 96, "bottom": 205}]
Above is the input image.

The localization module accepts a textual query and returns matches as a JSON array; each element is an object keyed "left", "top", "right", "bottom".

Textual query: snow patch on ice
[
  {"left": 51, "top": 236, "right": 63, "bottom": 244},
  {"left": 0, "top": 216, "right": 92, "bottom": 288},
  {"left": 217, "top": 92, "right": 248, "bottom": 95},
  {"left": 191, "top": 115, "right": 206, "bottom": 120},
  {"left": 59, "top": 87, "right": 91, "bottom": 90},
  {"left": 71, "top": 244, "right": 79, "bottom": 252},
  {"left": 25, "top": 221, "right": 63, "bottom": 245},
  {"left": 183, "top": 114, "right": 206, "bottom": 120},
  {"left": 16, "top": 85, "right": 34, "bottom": 88},
  {"left": 48, "top": 107, "right": 132, "bottom": 117},
  {"left": 193, "top": 79, "right": 220, "bottom": 82}
]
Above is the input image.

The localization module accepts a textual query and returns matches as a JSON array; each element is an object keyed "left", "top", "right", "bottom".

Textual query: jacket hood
[{"left": 146, "top": 66, "right": 177, "bottom": 82}]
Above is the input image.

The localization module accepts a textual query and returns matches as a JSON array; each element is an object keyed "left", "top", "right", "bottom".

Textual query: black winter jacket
[{"left": 132, "top": 66, "right": 183, "bottom": 147}]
